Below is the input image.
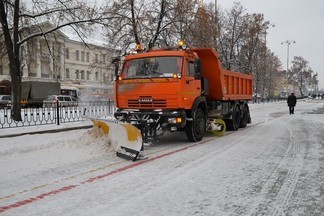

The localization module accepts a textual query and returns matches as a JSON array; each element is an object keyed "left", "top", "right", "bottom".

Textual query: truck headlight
[
  {"left": 168, "top": 117, "right": 182, "bottom": 124},
  {"left": 172, "top": 73, "right": 182, "bottom": 79}
]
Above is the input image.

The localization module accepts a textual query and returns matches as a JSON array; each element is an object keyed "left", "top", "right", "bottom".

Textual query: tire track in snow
[
  {"left": 250, "top": 117, "right": 306, "bottom": 215},
  {"left": 270, "top": 122, "right": 305, "bottom": 216}
]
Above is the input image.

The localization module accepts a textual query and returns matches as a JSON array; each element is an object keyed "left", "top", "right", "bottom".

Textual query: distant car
[
  {"left": 0, "top": 95, "right": 11, "bottom": 109},
  {"left": 43, "top": 95, "right": 78, "bottom": 107}
]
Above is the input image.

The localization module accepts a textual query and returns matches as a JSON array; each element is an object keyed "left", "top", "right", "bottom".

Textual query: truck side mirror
[
  {"left": 194, "top": 59, "right": 201, "bottom": 80},
  {"left": 112, "top": 57, "right": 121, "bottom": 80}
]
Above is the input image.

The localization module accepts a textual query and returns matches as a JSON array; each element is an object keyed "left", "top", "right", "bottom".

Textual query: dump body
[
  {"left": 193, "top": 48, "right": 253, "bottom": 101},
  {"left": 21, "top": 81, "right": 61, "bottom": 107}
]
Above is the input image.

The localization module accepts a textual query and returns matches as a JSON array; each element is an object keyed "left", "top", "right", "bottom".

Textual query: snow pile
[
  {"left": 85, "top": 124, "right": 120, "bottom": 155},
  {"left": 0, "top": 127, "right": 119, "bottom": 187}
]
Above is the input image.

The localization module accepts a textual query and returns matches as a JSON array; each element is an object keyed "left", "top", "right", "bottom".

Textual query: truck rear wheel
[
  {"left": 185, "top": 108, "right": 206, "bottom": 142},
  {"left": 239, "top": 105, "right": 249, "bottom": 128},
  {"left": 225, "top": 106, "right": 241, "bottom": 131}
]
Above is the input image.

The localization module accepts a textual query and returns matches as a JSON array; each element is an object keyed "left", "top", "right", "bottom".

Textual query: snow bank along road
[{"left": 0, "top": 100, "right": 323, "bottom": 216}]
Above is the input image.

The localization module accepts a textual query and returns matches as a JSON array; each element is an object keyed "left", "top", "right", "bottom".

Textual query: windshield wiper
[{"left": 151, "top": 70, "right": 163, "bottom": 75}]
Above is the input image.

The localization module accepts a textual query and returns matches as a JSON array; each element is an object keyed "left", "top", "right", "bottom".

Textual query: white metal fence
[{"left": 0, "top": 101, "right": 116, "bottom": 129}]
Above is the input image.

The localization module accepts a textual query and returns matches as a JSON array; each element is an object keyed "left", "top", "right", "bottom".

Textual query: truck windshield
[{"left": 121, "top": 56, "right": 183, "bottom": 79}]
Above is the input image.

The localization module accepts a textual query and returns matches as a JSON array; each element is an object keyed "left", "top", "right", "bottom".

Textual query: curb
[{"left": 0, "top": 125, "right": 93, "bottom": 139}]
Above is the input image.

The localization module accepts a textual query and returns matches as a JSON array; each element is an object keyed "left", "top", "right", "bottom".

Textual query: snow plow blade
[
  {"left": 116, "top": 146, "right": 141, "bottom": 161},
  {"left": 91, "top": 118, "right": 143, "bottom": 161}
]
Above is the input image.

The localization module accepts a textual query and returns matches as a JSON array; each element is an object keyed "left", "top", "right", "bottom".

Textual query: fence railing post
[{"left": 56, "top": 100, "right": 60, "bottom": 125}]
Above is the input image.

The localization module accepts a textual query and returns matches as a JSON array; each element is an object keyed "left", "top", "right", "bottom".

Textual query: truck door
[{"left": 180, "top": 59, "right": 201, "bottom": 109}]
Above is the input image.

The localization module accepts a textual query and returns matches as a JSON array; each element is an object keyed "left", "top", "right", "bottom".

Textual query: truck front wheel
[{"left": 185, "top": 108, "right": 206, "bottom": 142}]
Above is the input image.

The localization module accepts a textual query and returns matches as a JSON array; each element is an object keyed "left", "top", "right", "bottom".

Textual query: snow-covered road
[{"left": 0, "top": 100, "right": 323, "bottom": 216}]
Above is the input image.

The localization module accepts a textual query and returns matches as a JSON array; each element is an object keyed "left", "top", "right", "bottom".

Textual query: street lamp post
[
  {"left": 281, "top": 40, "right": 296, "bottom": 96},
  {"left": 264, "top": 24, "right": 275, "bottom": 98}
]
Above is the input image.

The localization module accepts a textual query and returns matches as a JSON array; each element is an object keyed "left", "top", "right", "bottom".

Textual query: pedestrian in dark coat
[{"left": 287, "top": 93, "right": 297, "bottom": 114}]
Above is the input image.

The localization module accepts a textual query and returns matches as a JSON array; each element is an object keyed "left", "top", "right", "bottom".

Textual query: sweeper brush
[
  {"left": 207, "top": 118, "right": 226, "bottom": 136},
  {"left": 91, "top": 118, "right": 143, "bottom": 161}
]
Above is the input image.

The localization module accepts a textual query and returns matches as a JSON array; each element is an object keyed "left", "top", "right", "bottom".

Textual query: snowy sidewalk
[{"left": 0, "top": 120, "right": 93, "bottom": 138}]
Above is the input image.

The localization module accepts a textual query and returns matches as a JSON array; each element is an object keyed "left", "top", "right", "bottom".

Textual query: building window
[
  {"left": 0, "top": 65, "right": 3, "bottom": 75},
  {"left": 65, "top": 48, "right": 69, "bottom": 59},
  {"left": 75, "top": 50, "right": 79, "bottom": 61},
  {"left": 86, "top": 52, "right": 90, "bottom": 62},
  {"left": 95, "top": 54, "right": 98, "bottom": 63},
  {"left": 66, "top": 68, "right": 70, "bottom": 78},
  {"left": 81, "top": 51, "right": 85, "bottom": 62},
  {"left": 87, "top": 71, "right": 91, "bottom": 80},
  {"left": 81, "top": 70, "right": 85, "bottom": 79},
  {"left": 95, "top": 71, "right": 99, "bottom": 80},
  {"left": 76, "top": 70, "right": 79, "bottom": 79},
  {"left": 102, "top": 54, "right": 106, "bottom": 63}
]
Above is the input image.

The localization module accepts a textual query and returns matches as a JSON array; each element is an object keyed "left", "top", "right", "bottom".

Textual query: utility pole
[
  {"left": 281, "top": 40, "right": 296, "bottom": 96},
  {"left": 215, "top": 0, "right": 218, "bottom": 16},
  {"left": 264, "top": 24, "right": 275, "bottom": 98}
]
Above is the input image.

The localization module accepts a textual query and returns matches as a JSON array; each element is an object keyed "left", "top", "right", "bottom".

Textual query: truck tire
[
  {"left": 225, "top": 106, "right": 241, "bottom": 131},
  {"left": 239, "top": 105, "right": 249, "bottom": 128},
  {"left": 186, "top": 108, "right": 206, "bottom": 142}
]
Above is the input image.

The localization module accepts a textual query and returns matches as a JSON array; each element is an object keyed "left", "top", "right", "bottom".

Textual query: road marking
[
  {"left": 0, "top": 160, "right": 126, "bottom": 202},
  {"left": 0, "top": 138, "right": 214, "bottom": 213}
]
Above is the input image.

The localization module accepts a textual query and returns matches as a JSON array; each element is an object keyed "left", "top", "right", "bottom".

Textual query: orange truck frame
[{"left": 113, "top": 43, "right": 253, "bottom": 143}]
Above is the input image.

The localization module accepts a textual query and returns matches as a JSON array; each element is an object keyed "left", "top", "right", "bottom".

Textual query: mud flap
[
  {"left": 207, "top": 118, "right": 226, "bottom": 136},
  {"left": 90, "top": 118, "right": 143, "bottom": 161}
]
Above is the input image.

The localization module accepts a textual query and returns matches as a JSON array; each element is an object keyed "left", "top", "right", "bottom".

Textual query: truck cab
[{"left": 114, "top": 43, "right": 207, "bottom": 143}]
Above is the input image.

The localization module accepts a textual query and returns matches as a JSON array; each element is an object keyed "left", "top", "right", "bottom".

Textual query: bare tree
[
  {"left": 291, "top": 56, "right": 318, "bottom": 96},
  {"left": 206, "top": 2, "right": 281, "bottom": 99},
  {"left": 189, "top": 3, "right": 217, "bottom": 48},
  {"left": 146, "top": 0, "right": 168, "bottom": 49},
  {"left": 265, "top": 52, "right": 281, "bottom": 98},
  {"left": 241, "top": 14, "right": 269, "bottom": 72},
  {"left": 0, "top": 0, "right": 114, "bottom": 121},
  {"left": 170, "top": 0, "right": 196, "bottom": 41},
  {"left": 216, "top": 2, "right": 248, "bottom": 71},
  {"left": 104, "top": 0, "right": 148, "bottom": 53}
]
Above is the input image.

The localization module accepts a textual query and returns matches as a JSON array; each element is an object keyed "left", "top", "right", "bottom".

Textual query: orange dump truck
[{"left": 113, "top": 43, "right": 253, "bottom": 143}]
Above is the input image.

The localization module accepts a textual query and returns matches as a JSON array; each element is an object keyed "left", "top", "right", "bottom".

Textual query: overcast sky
[{"left": 207, "top": 0, "right": 324, "bottom": 90}]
